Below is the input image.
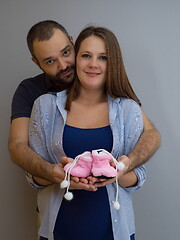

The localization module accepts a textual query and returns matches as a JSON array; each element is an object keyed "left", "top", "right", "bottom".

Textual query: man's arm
[
  {"left": 8, "top": 117, "right": 96, "bottom": 190},
  {"left": 96, "top": 111, "right": 160, "bottom": 188},
  {"left": 125, "top": 111, "right": 160, "bottom": 172},
  {"left": 9, "top": 117, "right": 66, "bottom": 183}
]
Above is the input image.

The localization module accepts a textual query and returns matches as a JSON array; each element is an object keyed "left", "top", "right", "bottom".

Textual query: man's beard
[{"left": 48, "top": 65, "right": 75, "bottom": 91}]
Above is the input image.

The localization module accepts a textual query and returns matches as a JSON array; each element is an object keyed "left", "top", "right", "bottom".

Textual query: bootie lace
[
  {"left": 92, "top": 149, "right": 125, "bottom": 210},
  {"left": 60, "top": 149, "right": 124, "bottom": 210},
  {"left": 60, "top": 155, "right": 80, "bottom": 201}
]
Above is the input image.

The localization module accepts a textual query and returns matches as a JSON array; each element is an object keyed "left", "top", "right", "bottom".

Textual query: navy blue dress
[{"left": 53, "top": 125, "right": 114, "bottom": 240}]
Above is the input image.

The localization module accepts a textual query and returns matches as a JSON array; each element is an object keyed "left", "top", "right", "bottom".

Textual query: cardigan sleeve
[
  {"left": 124, "top": 165, "right": 146, "bottom": 192},
  {"left": 26, "top": 97, "right": 51, "bottom": 189},
  {"left": 123, "top": 99, "right": 146, "bottom": 192}
]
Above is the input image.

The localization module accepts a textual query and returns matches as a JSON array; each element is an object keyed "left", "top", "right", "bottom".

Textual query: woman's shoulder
[
  {"left": 120, "top": 97, "right": 140, "bottom": 108},
  {"left": 110, "top": 96, "right": 140, "bottom": 109},
  {"left": 110, "top": 97, "right": 142, "bottom": 120},
  {"left": 33, "top": 93, "right": 55, "bottom": 112},
  {"left": 34, "top": 90, "right": 66, "bottom": 107}
]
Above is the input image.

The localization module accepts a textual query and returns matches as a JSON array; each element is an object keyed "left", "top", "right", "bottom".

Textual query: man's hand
[
  {"left": 116, "top": 155, "right": 130, "bottom": 176},
  {"left": 33, "top": 163, "right": 67, "bottom": 186}
]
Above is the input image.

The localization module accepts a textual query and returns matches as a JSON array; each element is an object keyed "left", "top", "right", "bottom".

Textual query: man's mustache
[{"left": 56, "top": 65, "right": 74, "bottom": 77}]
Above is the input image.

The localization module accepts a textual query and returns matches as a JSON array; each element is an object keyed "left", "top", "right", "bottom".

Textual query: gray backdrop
[{"left": 1, "top": 1, "right": 179, "bottom": 239}]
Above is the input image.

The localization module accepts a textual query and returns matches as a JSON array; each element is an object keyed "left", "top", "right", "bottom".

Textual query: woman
[{"left": 28, "top": 26, "right": 146, "bottom": 240}]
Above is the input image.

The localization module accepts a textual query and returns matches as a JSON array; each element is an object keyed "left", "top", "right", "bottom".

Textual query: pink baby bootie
[
  {"left": 60, "top": 151, "right": 93, "bottom": 201},
  {"left": 64, "top": 151, "right": 93, "bottom": 178},
  {"left": 91, "top": 149, "right": 117, "bottom": 178}
]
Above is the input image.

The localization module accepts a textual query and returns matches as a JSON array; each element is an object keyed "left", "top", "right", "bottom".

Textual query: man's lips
[{"left": 60, "top": 68, "right": 74, "bottom": 78}]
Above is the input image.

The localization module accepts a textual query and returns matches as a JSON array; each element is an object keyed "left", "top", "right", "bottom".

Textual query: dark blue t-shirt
[
  {"left": 11, "top": 73, "right": 57, "bottom": 121},
  {"left": 53, "top": 124, "right": 114, "bottom": 240}
]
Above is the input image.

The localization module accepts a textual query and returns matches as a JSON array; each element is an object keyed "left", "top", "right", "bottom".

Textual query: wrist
[
  {"left": 117, "top": 155, "right": 130, "bottom": 175},
  {"left": 118, "top": 170, "right": 138, "bottom": 188},
  {"left": 33, "top": 176, "right": 52, "bottom": 186},
  {"left": 43, "top": 162, "right": 55, "bottom": 182},
  {"left": 126, "top": 153, "right": 135, "bottom": 172}
]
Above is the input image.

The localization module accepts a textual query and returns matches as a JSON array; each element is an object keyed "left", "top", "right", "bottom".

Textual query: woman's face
[{"left": 76, "top": 36, "right": 107, "bottom": 91}]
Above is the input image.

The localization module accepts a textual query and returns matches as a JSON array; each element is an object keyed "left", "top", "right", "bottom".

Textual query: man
[{"left": 8, "top": 20, "right": 160, "bottom": 190}]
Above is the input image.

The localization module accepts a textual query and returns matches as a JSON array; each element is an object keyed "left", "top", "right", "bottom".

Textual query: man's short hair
[{"left": 27, "top": 20, "right": 70, "bottom": 58}]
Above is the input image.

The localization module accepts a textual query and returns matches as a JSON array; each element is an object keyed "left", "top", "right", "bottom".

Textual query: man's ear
[
  {"left": 69, "top": 36, "right": 74, "bottom": 45},
  {"left": 32, "top": 57, "right": 40, "bottom": 67}
]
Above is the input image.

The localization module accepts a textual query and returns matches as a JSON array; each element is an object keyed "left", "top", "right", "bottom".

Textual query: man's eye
[
  {"left": 99, "top": 56, "right": 107, "bottom": 61},
  {"left": 64, "top": 50, "right": 70, "bottom": 56},
  {"left": 47, "top": 59, "right": 54, "bottom": 65},
  {"left": 82, "top": 54, "right": 91, "bottom": 58}
]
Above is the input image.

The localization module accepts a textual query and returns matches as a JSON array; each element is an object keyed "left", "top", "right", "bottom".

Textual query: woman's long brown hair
[{"left": 65, "top": 26, "right": 139, "bottom": 111}]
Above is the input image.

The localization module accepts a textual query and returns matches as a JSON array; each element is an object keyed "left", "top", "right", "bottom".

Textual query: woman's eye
[
  {"left": 82, "top": 54, "right": 91, "bottom": 58},
  {"left": 99, "top": 56, "right": 107, "bottom": 61}
]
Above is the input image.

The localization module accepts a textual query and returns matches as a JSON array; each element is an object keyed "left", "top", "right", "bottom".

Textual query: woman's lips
[{"left": 86, "top": 72, "right": 100, "bottom": 77}]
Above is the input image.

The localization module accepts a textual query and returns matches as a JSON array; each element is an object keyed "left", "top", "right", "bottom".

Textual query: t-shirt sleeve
[{"left": 11, "top": 82, "right": 34, "bottom": 121}]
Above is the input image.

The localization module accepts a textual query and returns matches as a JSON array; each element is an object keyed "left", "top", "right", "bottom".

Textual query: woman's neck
[
  {"left": 67, "top": 87, "right": 109, "bottom": 128},
  {"left": 76, "top": 87, "right": 107, "bottom": 105}
]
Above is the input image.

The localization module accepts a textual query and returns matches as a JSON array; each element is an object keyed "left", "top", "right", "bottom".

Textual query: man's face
[{"left": 32, "top": 29, "right": 75, "bottom": 85}]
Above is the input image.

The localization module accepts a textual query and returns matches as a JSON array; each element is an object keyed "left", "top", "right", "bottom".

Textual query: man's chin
[
  {"left": 50, "top": 77, "right": 74, "bottom": 90},
  {"left": 57, "top": 76, "right": 74, "bottom": 85},
  {"left": 58, "top": 71, "right": 75, "bottom": 83}
]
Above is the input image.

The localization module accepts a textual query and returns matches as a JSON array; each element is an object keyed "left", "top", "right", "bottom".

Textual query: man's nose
[{"left": 57, "top": 58, "right": 67, "bottom": 70}]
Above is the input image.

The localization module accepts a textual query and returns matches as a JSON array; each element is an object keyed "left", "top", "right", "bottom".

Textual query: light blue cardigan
[{"left": 28, "top": 90, "right": 146, "bottom": 240}]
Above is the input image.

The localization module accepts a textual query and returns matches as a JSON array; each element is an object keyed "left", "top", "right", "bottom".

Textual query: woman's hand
[{"left": 60, "top": 156, "right": 97, "bottom": 191}]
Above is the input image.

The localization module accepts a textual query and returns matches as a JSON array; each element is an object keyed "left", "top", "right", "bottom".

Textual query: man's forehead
[
  {"left": 33, "top": 30, "right": 73, "bottom": 59},
  {"left": 34, "top": 29, "right": 70, "bottom": 46}
]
